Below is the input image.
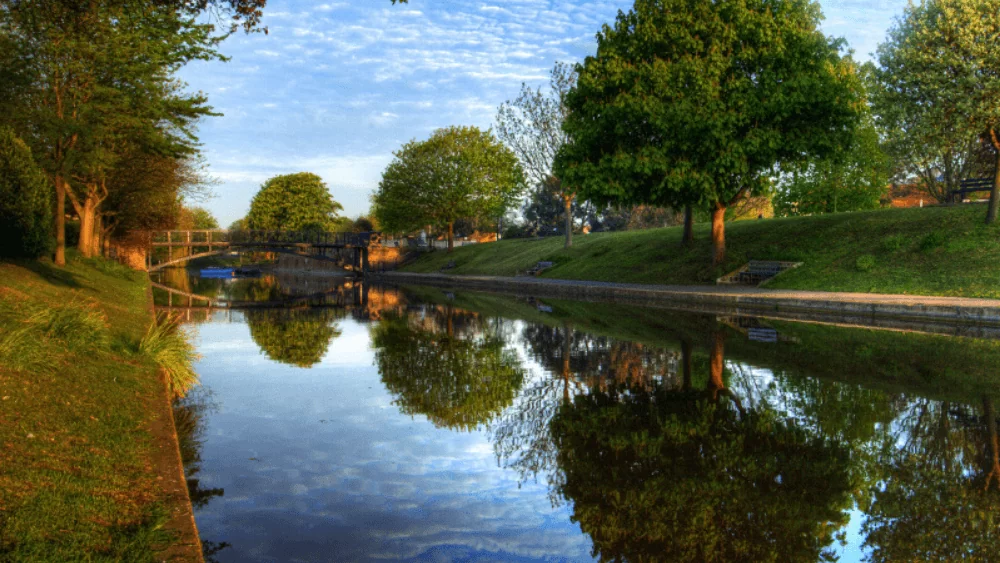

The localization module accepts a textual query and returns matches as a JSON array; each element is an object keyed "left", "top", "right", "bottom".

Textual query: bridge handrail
[{"left": 147, "top": 230, "right": 380, "bottom": 247}]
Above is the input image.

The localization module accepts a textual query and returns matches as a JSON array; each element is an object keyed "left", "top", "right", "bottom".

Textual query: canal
[{"left": 153, "top": 269, "right": 1000, "bottom": 562}]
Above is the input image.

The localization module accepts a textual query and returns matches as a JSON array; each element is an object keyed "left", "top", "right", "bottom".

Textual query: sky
[{"left": 179, "top": 0, "right": 912, "bottom": 228}]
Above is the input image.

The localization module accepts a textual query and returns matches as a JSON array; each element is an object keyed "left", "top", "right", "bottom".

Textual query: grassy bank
[
  {"left": 0, "top": 254, "right": 189, "bottom": 560},
  {"left": 403, "top": 205, "right": 1000, "bottom": 298}
]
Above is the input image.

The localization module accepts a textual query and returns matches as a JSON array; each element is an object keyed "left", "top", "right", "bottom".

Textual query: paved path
[{"left": 377, "top": 272, "right": 1000, "bottom": 328}]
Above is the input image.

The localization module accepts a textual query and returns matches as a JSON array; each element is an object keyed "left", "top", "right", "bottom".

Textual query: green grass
[
  {"left": 0, "top": 252, "right": 180, "bottom": 561},
  {"left": 403, "top": 205, "right": 1000, "bottom": 297}
]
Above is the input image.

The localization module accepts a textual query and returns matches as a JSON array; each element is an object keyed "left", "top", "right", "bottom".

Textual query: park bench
[
  {"left": 524, "top": 261, "right": 554, "bottom": 276},
  {"left": 951, "top": 177, "right": 994, "bottom": 202},
  {"left": 717, "top": 260, "right": 801, "bottom": 286}
]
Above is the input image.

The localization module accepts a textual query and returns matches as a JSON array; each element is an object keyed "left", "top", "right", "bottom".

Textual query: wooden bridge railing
[{"left": 148, "top": 230, "right": 379, "bottom": 248}]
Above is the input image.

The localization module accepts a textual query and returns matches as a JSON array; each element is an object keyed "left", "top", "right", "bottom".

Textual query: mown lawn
[
  {"left": 0, "top": 253, "right": 170, "bottom": 561},
  {"left": 403, "top": 205, "right": 1000, "bottom": 298}
]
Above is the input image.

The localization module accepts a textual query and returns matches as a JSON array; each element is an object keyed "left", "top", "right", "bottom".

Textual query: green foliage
[
  {"left": 374, "top": 126, "right": 526, "bottom": 246},
  {"left": 918, "top": 231, "right": 947, "bottom": 252},
  {"left": 0, "top": 127, "right": 52, "bottom": 258},
  {"left": 775, "top": 117, "right": 891, "bottom": 216},
  {"left": 550, "top": 382, "right": 854, "bottom": 562},
  {"left": 246, "top": 173, "right": 344, "bottom": 232},
  {"left": 371, "top": 308, "right": 526, "bottom": 431},
  {"left": 186, "top": 206, "right": 220, "bottom": 230},
  {"left": 554, "top": 0, "right": 861, "bottom": 262},
  {"left": 246, "top": 308, "right": 343, "bottom": 367},
  {"left": 855, "top": 254, "right": 876, "bottom": 272},
  {"left": 139, "top": 314, "right": 200, "bottom": 397},
  {"left": 870, "top": 0, "right": 1000, "bottom": 204}
]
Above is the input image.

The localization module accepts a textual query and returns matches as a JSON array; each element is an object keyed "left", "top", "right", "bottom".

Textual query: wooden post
[
  {"left": 361, "top": 247, "right": 370, "bottom": 275},
  {"left": 168, "top": 231, "right": 172, "bottom": 263}
]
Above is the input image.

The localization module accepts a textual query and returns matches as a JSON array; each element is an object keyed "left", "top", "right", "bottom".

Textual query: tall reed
[{"left": 139, "top": 313, "right": 200, "bottom": 397}]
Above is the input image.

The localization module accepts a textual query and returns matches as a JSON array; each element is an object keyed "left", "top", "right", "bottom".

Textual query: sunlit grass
[
  {"left": 0, "top": 251, "right": 177, "bottom": 560},
  {"left": 140, "top": 314, "right": 200, "bottom": 397},
  {"left": 403, "top": 205, "right": 1000, "bottom": 298}
]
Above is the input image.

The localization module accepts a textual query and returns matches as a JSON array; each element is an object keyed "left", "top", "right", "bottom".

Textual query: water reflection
[
  {"left": 371, "top": 305, "right": 526, "bottom": 431},
  {"left": 247, "top": 308, "right": 344, "bottom": 367},
  {"left": 156, "top": 271, "right": 1000, "bottom": 561}
]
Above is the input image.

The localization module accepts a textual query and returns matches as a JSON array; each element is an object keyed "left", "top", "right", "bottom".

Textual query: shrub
[
  {"left": 881, "top": 234, "right": 907, "bottom": 253},
  {"left": 855, "top": 254, "right": 876, "bottom": 272},
  {"left": 919, "top": 231, "right": 947, "bottom": 252},
  {"left": 0, "top": 126, "right": 53, "bottom": 258},
  {"left": 139, "top": 314, "right": 200, "bottom": 397}
]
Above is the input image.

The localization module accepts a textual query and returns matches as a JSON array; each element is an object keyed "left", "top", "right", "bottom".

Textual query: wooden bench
[{"left": 951, "top": 177, "right": 994, "bottom": 202}]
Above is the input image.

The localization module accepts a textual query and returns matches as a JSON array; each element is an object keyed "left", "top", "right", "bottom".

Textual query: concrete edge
[
  {"left": 144, "top": 283, "right": 204, "bottom": 563},
  {"left": 373, "top": 272, "right": 1000, "bottom": 338}
]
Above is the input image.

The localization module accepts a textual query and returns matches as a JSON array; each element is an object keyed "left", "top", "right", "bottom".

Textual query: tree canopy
[
  {"left": 0, "top": 1, "right": 222, "bottom": 262},
  {"left": 870, "top": 0, "right": 1000, "bottom": 220},
  {"left": 554, "top": 0, "right": 861, "bottom": 266},
  {"left": 374, "top": 126, "right": 526, "bottom": 251},
  {"left": 0, "top": 126, "right": 52, "bottom": 258},
  {"left": 775, "top": 115, "right": 891, "bottom": 216},
  {"left": 246, "top": 172, "right": 345, "bottom": 232},
  {"left": 496, "top": 62, "right": 580, "bottom": 247}
]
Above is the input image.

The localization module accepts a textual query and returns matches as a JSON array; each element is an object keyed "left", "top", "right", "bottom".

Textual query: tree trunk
[
  {"left": 563, "top": 194, "right": 573, "bottom": 248},
  {"left": 708, "top": 330, "right": 725, "bottom": 401},
  {"left": 984, "top": 396, "right": 1000, "bottom": 491},
  {"left": 711, "top": 203, "right": 726, "bottom": 267},
  {"left": 77, "top": 197, "right": 97, "bottom": 258},
  {"left": 562, "top": 322, "right": 572, "bottom": 404},
  {"left": 54, "top": 175, "right": 66, "bottom": 266},
  {"left": 987, "top": 129, "right": 1000, "bottom": 225},
  {"left": 91, "top": 213, "right": 103, "bottom": 258},
  {"left": 447, "top": 221, "right": 454, "bottom": 253},
  {"left": 682, "top": 205, "right": 693, "bottom": 246}
]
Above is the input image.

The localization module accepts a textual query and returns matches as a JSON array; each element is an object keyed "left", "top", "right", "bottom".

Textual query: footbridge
[{"left": 146, "top": 230, "right": 380, "bottom": 273}]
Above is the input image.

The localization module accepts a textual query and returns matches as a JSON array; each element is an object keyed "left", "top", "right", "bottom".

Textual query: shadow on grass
[{"left": 17, "top": 258, "right": 86, "bottom": 289}]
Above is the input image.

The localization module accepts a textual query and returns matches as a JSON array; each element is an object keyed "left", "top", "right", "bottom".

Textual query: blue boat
[{"left": 200, "top": 267, "right": 234, "bottom": 278}]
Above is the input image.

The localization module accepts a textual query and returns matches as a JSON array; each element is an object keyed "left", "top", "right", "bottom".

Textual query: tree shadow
[{"left": 18, "top": 259, "right": 85, "bottom": 289}]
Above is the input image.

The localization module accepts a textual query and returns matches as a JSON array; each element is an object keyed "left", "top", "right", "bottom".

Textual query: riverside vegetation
[
  {"left": 0, "top": 252, "right": 198, "bottom": 560},
  {"left": 401, "top": 205, "right": 1000, "bottom": 298}
]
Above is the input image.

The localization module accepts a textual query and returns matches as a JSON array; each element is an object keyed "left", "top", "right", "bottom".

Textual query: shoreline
[
  {"left": 143, "top": 284, "right": 204, "bottom": 562},
  {"left": 374, "top": 271, "right": 1000, "bottom": 338}
]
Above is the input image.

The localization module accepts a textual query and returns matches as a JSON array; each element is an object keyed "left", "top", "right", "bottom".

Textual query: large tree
[
  {"left": 554, "top": 0, "right": 861, "bottom": 266},
  {"left": 374, "top": 126, "right": 526, "bottom": 252},
  {"left": 0, "top": 1, "right": 220, "bottom": 263},
  {"left": 245, "top": 172, "right": 345, "bottom": 232},
  {"left": 871, "top": 0, "right": 1000, "bottom": 222},
  {"left": 496, "top": 62, "right": 582, "bottom": 248}
]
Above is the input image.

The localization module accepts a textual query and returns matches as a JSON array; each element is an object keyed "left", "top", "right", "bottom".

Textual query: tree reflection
[
  {"left": 371, "top": 306, "right": 526, "bottom": 431},
  {"left": 173, "top": 389, "right": 231, "bottom": 560},
  {"left": 246, "top": 308, "right": 344, "bottom": 367},
  {"left": 548, "top": 330, "right": 855, "bottom": 562},
  {"left": 861, "top": 395, "right": 1000, "bottom": 561}
]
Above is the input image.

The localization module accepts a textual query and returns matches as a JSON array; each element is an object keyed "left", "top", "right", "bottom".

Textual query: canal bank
[
  {"left": 376, "top": 271, "right": 1000, "bottom": 335},
  {"left": 0, "top": 255, "right": 201, "bottom": 561}
]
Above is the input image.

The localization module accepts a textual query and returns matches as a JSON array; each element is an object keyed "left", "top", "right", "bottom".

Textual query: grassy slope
[
  {"left": 403, "top": 205, "right": 1000, "bottom": 298},
  {"left": 0, "top": 254, "right": 169, "bottom": 560}
]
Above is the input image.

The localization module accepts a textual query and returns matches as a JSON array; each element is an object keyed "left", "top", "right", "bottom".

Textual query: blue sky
[{"left": 179, "top": 0, "right": 910, "bottom": 227}]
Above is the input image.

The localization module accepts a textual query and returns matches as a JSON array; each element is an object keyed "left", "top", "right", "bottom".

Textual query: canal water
[{"left": 155, "top": 270, "right": 1000, "bottom": 562}]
